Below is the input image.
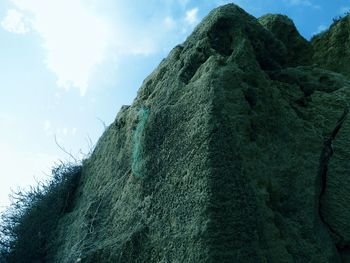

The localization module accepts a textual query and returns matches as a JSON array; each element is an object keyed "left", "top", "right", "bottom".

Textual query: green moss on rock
[
  {"left": 7, "top": 3, "right": 350, "bottom": 263},
  {"left": 259, "top": 14, "right": 313, "bottom": 66},
  {"left": 312, "top": 15, "right": 350, "bottom": 78}
]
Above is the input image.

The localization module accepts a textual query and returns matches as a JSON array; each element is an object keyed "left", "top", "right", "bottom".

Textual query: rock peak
[
  {"left": 5, "top": 4, "right": 350, "bottom": 263},
  {"left": 312, "top": 14, "right": 350, "bottom": 78},
  {"left": 259, "top": 13, "right": 312, "bottom": 66}
]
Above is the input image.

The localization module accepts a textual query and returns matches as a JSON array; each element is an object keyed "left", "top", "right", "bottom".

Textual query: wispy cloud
[
  {"left": 1, "top": 9, "right": 31, "bottom": 34},
  {"left": 312, "top": 24, "right": 327, "bottom": 36},
  {"left": 285, "top": 0, "right": 321, "bottom": 9},
  {"left": 4, "top": 0, "right": 112, "bottom": 96},
  {"left": 43, "top": 120, "right": 51, "bottom": 133},
  {"left": 185, "top": 7, "right": 199, "bottom": 25},
  {"left": 2, "top": 1, "right": 200, "bottom": 95},
  {"left": 43, "top": 120, "right": 78, "bottom": 138},
  {"left": 164, "top": 16, "right": 176, "bottom": 29}
]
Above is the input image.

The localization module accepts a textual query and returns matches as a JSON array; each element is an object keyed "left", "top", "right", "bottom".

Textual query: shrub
[
  {"left": 332, "top": 12, "right": 350, "bottom": 25},
  {"left": 0, "top": 162, "right": 82, "bottom": 263}
]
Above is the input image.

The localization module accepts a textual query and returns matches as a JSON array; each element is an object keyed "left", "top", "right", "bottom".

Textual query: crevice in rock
[
  {"left": 207, "top": 17, "right": 234, "bottom": 56},
  {"left": 179, "top": 49, "right": 210, "bottom": 84},
  {"left": 244, "top": 87, "right": 258, "bottom": 108},
  {"left": 317, "top": 106, "right": 349, "bottom": 245}
]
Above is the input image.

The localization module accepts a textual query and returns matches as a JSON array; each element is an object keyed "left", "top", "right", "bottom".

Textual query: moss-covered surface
[
  {"left": 312, "top": 15, "right": 350, "bottom": 78},
  {"left": 259, "top": 14, "right": 313, "bottom": 66},
  {"left": 14, "top": 4, "right": 350, "bottom": 262}
]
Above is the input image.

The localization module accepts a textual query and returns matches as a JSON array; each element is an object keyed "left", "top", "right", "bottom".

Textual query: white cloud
[
  {"left": 44, "top": 120, "right": 51, "bottom": 132},
  {"left": 2, "top": 1, "right": 204, "bottom": 95},
  {"left": 164, "top": 16, "right": 176, "bottom": 29},
  {"left": 1, "top": 9, "right": 30, "bottom": 34},
  {"left": 127, "top": 38, "right": 157, "bottom": 56},
  {"left": 7, "top": 0, "right": 112, "bottom": 96},
  {"left": 185, "top": 7, "right": 199, "bottom": 25},
  {"left": 62, "top": 127, "right": 68, "bottom": 136},
  {"left": 312, "top": 24, "right": 327, "bottom": 36},
  {"left": 43, "top": 121, "right": 78, "bottom": 138},
  {"left": 54, "top": 92, "right": 61, "bottom": 99},
  {"left": 285, "top": 0, "right": 321, "bottom": 9},
  {"left": 54, "top": 126, "right": 77, "bottom": 136}
]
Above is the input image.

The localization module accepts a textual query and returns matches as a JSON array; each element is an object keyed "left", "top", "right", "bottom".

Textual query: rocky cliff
[{"left": 18, "top": 4, "right": 350, "bottom": 262}]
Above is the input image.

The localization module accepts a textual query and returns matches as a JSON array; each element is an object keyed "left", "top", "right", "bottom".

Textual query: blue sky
[{"left": 0, "top": 0, "right": 349, "bottom": 211}]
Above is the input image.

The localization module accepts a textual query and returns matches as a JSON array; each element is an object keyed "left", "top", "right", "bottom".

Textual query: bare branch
[
  {"left": 96, "top": 117, "right": 107, "bottom": 130},
  {"left": 54, "top": 135, "right": 79, "bottom": 164}
]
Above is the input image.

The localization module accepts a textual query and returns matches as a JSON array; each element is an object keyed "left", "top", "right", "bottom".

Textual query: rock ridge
[{"left": 16, "top": 4, "right": 350, "bottom": 262}]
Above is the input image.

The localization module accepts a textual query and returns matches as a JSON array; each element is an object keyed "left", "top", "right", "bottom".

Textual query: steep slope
[
  {"left": 259, "top": 14, "right": 313, "bottom": 66},
  {"left": 312, "top": 15, "right": 350, "bottom": 78},
  {"left": 38, "top": 4, "right": 350, "bottom": 262}
]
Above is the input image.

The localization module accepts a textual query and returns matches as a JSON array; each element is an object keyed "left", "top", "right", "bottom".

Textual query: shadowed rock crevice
[
  {"left": 317, "top": 107, "right": 349, "bottom": 246},
  {"left": 207, "top": 17, "right": 234, "bottom": 56},
  {"left": 179, "top": 47, "right": 212, "bottom": 84}
]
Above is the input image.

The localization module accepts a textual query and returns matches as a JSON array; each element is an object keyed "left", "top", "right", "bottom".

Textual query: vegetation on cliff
[
  {"left": 2, "top": 3, "right": 350, "bottom": 262},
  {"left": 0, "top": 163, "right": 81, "bottom": 263}
]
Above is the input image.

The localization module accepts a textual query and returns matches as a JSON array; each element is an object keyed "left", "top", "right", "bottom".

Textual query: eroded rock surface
[
  {"left": 259, "top": 14, "right": 312, "bottom": 66},
  {"left": 312, "top": 15, "right": 350, "bottom": 78},
  {"left": 47, "top": 4, "right": 350, "bottom": 262}
]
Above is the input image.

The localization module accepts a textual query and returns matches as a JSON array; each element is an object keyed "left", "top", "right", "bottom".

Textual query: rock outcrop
[
  {"left": 312, "top": 15, "right": 350, "bottom": 78},
  {"left": 42, "top": 4, "right": 350, "bottom": 262},
  {"left": 259, "top": 14, "right": 312, "bottom": 66}
]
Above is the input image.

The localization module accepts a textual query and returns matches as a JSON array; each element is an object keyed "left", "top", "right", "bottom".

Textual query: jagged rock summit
[
  {"left": 259, "top": 14, "right": 312, "bottom": 66},
  {"left": 26, "top": 4, "right": 350, "bottom": 262}
]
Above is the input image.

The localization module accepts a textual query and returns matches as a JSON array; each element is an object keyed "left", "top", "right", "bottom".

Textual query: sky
[{"left": 0, "top": 0, "right": 350, "bottom": 211}]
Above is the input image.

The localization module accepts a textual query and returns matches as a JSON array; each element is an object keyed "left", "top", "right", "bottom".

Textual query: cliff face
[
  {"left": 259, "top": 14, "right": 312, "bottom": 66},
  {"left": 49, "top": 4, "right": 350, "bottom": 262},
  {"left": 312, "top": 15, "right": 350, "bottom": 78}
]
